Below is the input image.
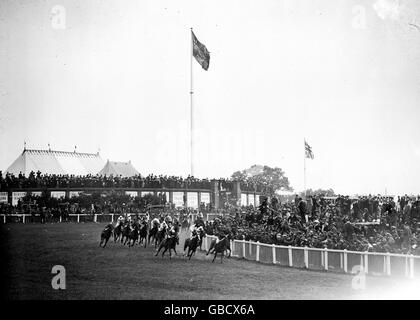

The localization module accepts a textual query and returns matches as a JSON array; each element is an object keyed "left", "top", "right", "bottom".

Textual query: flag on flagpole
[
  {"left": 192, "top": 31, "right": 210, "bottom": 70},
  {"left": 305, "top": 140, "right": 314, "bottom": 159}
]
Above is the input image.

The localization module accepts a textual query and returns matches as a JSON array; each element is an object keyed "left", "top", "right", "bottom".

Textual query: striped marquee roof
[{"left": 6, "top": 149, "right": 105, "bottom": 176}]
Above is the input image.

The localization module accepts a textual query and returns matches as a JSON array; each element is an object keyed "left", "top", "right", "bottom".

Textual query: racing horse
[
  {"left": 113, "top": 221, "right": 123, "bottom": 242},
  {"left": 155, "top": 236, "right": 178, "bottom": 259},
  {"left": 183, "top": 233, "right": 199, "bottom": 260},
  {"left": 155, "top": 224, "right": 167, "bottom": 247},
  {"left": 99, "top": 223, "right": 114, "bottom": 248},
  {"left": 197, "top": 228, "right": 207, "bottom": 250},
  {"left": 126, "top": 223, "right": 139, "bottom": 247},
  {"left": 148, "top": 223, "right": 159, "bottom": 246},
  {"left": 206, "top": 236, "right": 231, "bottom": 263},
  {"left": 121, "top": 223, "right": 131, "bottom": 245},
  {"left": 138, "top": 221, "right": 148, "bottom": 248}
]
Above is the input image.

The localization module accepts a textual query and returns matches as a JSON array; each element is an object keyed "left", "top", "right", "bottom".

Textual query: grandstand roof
[
  {"left": 6, "top": 149, "right": 105, "bottom": 176},
  {"left": 98, "top": 160, "right": 139, "bottom": 177}
]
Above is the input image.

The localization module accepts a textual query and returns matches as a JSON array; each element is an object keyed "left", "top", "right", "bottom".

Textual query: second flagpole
[{"left": 190, "top": 27, "right": 194, "bottom": 177}]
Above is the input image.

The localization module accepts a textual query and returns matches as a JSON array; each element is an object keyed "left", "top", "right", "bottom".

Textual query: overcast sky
[{"left": 1, "top": 0, "right": 420, "bottom": 195}]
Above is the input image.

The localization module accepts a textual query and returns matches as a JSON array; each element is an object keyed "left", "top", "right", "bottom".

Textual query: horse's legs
[
  {"left": 161, "top": 247, "right": 168, "bottom": 258},
  {"left": 155, "top": 244, "right": 163, "bottom": 256},
  {"left": 212, "top": 252, "right": 217, "bottom": 263},
  {"left": 220, "top": 252, "right": 224, "bottom": 263},
  {"left": 103, "top": 238, "right": 109, "bottom": 248}
]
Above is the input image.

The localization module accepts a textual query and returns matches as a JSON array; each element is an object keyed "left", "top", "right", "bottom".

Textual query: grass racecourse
[{"left": 0, "top": 222, "right": 412, "bottom": 300}]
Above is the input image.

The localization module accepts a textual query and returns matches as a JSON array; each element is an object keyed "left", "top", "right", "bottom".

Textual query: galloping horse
[
  {"left": 155, "top": 225, "right": 167, "bottom": 247},
  {"left": 155, "top": 236, "right": 178, "bottom": 259},
  {"left": 126, "top": 223, "right": 139, "bottom": 247},
  {"left": 138, "top": 222, "right": 148, "bottom": 248},
  {"left": 100, "top": 224, "right": 114, "bottom": 248},
  {"left": 206, "top": 236, "right": 231, "bottom": 263},
  {"left": 148, "top": 218, "right": 160, "bottom": 245},
  {"left": 183, "top": 233, "right": 199, "bottom": 260},
  {"left": 113, "top": 221, "right": 123, "bottom": 242},
  {"left": 121, "top": 223, "right": 131, "bottom": 245},
  {"left": 197, "top": 228, "right": 207, "bottom": 250}
]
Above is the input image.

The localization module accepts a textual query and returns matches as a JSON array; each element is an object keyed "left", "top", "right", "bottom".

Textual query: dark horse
[
  {"left": 206, "top": 236, "right": 231, "bottom": 263},
  {"left": 138, "top": 222, "right": 148, "bottom": 248},
  {"left": 100, "top": 224, "right": 114, "bottom": 248},
  {"left": 148, "top": 224, "right": 158, "bottom": 246},
  {"left": 197, "top": 228, "right": 207, "bottom": 250},
  {"left": 155, "top": 225, "right": 167, "bottom": 247},
  {"left": 126, "top": 224, "right": 139, "bottom": 247},
  {"left": 121, "top": 223, "right": 131, "bottom": 245},
  {"left": 155, "top": 236, "right": 177, "bottom": 259},
  {"left": 113, "top": 222, "right": 123, "bottom": 242},
  {"left": 183, "top": 234, "right": 199, "bottom": 260}
]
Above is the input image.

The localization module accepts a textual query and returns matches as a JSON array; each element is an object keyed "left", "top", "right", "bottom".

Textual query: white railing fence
[
  {"left": 3, "top": 213, "right": 419, "bottom": 279},
  {"left": 202, "top": 235, "right": 420, "bottom": 279}
]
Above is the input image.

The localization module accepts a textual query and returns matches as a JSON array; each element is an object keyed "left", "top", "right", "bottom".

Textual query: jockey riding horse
[
  {"left": 155, "top": 220, "right": 178, "bottom": 259},
  {"left": 100, "top": 223, "right": 114, "bottom": 248},
  {"left": 148, "top": 217, "right": 160, "bottom": 246}
]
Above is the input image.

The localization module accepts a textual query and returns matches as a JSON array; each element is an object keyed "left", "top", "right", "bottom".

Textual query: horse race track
[{"left": 0, "top": 223, "right": 408, "bottom": 300}]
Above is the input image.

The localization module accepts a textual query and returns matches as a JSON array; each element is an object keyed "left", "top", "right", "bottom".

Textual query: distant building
[
  {"left": 97, "top": 160, "right": 139, "bottom": 177},
  {"left": 6, "top": 148, "right": 105, "bottom": 176}
]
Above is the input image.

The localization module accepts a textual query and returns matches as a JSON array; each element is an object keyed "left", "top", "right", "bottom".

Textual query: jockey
[
  {"left": 167, "top": 221, "right": 179, "bottom": 244},
  {"left": 159, "top": 219, "right": 168, "bottom": 231},
  {"left": 117, "top": 214, "right": 124, "bottom": 225},
  {"left": 151, "top": 217, "right": 160, "bottom": 229},
  {"left": 144, "top": 211, "right": 150, "bottom": 223}
]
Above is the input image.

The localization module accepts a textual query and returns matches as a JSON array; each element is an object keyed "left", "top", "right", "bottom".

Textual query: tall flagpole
[
  {"left": 304, "top": 138, "right": 307, "bottom": 197},
  {"left": 190, "top": 27, "right": 194, "bottom": 177},
  {"left": 190, "top": 28, "right": 194, "bottom": 177}
]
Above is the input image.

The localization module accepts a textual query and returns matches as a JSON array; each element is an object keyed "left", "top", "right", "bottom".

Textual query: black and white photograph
[{"left": 1, "top": 0, "right": 420, "bottom": 305}]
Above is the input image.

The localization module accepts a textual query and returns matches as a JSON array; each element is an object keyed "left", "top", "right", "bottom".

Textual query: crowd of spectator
[
  {"left": 0, "top": 171, "right": 263, "bottom": 192},
  {"left": 204, "top": 194, "right": 420, "bottom": 254},
  {"left": 2, "top": 170, "right": 420, "bottom": 254}
]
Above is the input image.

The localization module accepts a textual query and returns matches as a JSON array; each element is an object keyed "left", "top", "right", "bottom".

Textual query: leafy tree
[
  {"left": 299, "top": 188, "right": 335, "bottom": 197},
  {"left": 231, "top": 164, "right": 293, "bottom": 196}
]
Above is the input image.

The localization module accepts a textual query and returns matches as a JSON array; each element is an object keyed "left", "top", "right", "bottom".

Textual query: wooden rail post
[
  {"left": 364, "top": 252, "right": 369, "bottom": 274},
  {"left": 256, "top": 241, "right": 260, "bottom": 262},
  {"left": 410, "top": 255, "right": 414, "bottom": 279},
  {"left": 304, "top": 246, "right": 309, "bottom": 269},
  {"left": 272, "top": 244, "right": 276, "bottom": 264},
  {"left": 324, "top": 248, "right": 328, "bottom": 271},
  {"left": 386, "top": 252, "right": 391, "bottom": 276},
  {"left": 343, "top": 249, "right": 348, "bottom": 273},
  {"left": 288, "top": 246, "right": 293, "bottom": 267}
]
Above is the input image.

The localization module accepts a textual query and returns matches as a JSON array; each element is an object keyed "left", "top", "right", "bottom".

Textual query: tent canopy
[
  {"left": 97, "top": 160, "right": 139, "bottom": 178},
  {"left": 6, "top": 149, "right": 105, "bottom": 176}
]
